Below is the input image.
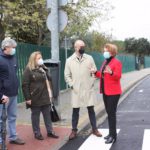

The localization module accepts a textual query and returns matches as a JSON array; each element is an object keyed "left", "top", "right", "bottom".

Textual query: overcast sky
[{"left": 98, "top": 0, "right": 150, "bottom": 41}]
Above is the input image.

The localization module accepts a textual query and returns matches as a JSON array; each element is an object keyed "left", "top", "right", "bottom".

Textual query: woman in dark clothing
[
  {"left": 90, "top": 43, "right": 122, "bottom": 144},
  {"left": 22, "top": 51, "right": 59, "bottom": 140}
]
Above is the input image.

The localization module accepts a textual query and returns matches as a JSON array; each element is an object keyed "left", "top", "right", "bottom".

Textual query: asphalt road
[{"left": 60, "top": 76, "right": 150, "bottom": 150}]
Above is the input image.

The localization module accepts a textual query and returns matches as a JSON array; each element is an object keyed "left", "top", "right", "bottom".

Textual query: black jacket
[
  {"left": 0, "top": 60, "right": 9, "bottom": 99},
  {"left": 0, "top": 49, "right": 19, "bottom": 98},
  {"left": 22, "top": 66, "right": 53, "bottom": 107}
]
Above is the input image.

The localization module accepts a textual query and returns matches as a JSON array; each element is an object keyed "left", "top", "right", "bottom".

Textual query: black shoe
[
  {"left": 35, "top": 134, "right": 44, "bottom": 140},
  {"left": 105, "top": 136, "right": 116, "bottom": 144},
  {"left": 104, "top": 134, "right": 110, "bottom": 140},
  {"left": 47, "top": 132, "right": 59, "bottom": 139},
  {"left": 10, "top": 137, "right": 25, "bottom": 145}
]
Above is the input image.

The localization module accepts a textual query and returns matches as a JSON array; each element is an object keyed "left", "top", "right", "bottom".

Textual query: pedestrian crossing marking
[
  {"left": 78, "top": 129, "right": 120, "bottom": 150},
  {"left": 142, "top": 129, "right": 150, "bottom": 150}
]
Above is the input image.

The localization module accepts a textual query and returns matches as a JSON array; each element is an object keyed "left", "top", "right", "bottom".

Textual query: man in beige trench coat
[{"left": 64, "top": 40, "right": 102, "bottom": 140}]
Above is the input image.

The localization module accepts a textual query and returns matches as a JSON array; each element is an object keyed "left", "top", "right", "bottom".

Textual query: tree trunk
[
  {"left": 0, "top": 20, "right": 5, "bottom": 42},
  {"left": 37, "top": 27, "right": 43, "bottom": 46}
]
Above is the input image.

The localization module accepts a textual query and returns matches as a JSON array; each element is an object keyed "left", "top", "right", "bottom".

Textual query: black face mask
[{"left": 79, "top": 48, "right": 85, "bottom": 55}]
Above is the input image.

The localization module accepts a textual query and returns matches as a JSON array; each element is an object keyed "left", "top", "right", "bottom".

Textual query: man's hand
[
  {"left": 26, "top": 100, "right": 32, "bottom": 105},
  {"left": 1, "top": 95, "right": 9, "bottom": 104},
  {"left": 89, "top": 67, "right": 97, "bottom": 74}
]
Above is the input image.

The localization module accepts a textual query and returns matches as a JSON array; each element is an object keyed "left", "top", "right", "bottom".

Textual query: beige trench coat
[{"left": 64, "top": 53, "right": 97, "bottom": 108}]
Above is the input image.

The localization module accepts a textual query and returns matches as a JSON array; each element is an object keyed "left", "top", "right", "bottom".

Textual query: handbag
[
  {"left": 41, "top": 67, "right": 60, "bottom": 122},
  {"left": 50, "top": 100, "right": 60, "bottom": 122}
]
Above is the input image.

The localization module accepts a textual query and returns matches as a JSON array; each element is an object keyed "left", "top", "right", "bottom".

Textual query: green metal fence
[
  {"left": 16, "top": 43, "right": 51, "bottom": 103},
  {"left": 117, "top": 55, "right": 136, "bottom": 73},
  {"left": 88, "top": 52, "right": 136, "bottom": 73},
  {"left": 144, "top": 56, "right": 150, "bottom": 68},
  {"left": 16, "top": 43, "right": 136, "bottom": 103}
]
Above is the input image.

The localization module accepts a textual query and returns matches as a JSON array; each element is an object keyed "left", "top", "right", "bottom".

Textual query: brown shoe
[
  {"left": 69, "top": 131, "right": 77, "bottom": 140},
  {"left": 92, "top": 129, "right": 102, "bottom": 137},
  {"left": 10, "top": 137, "right": 25, "bottom": 145}
]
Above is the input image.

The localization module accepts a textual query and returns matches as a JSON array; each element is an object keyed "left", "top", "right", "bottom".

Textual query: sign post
[
  {"left": 46, "top": 0, "right": 68, "bottom": 60},
  {"left": 46, "top": 0, "right": 69, "bottom": 118}
]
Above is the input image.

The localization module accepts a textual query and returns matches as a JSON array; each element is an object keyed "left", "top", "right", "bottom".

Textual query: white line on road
[
  {"left": 142, "top": 129, "right": 150, "bottom": 150},
  {"left": 78, "top": 129, "right": 120, "bottom": 150},
  {"left": 139, "top": 89, "right": 144, "bottom": 93},
  {"left": 118, "top": 111, "right": 150, "bottom": 113}
]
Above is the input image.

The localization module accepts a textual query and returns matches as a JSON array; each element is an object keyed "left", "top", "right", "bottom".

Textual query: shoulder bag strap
[{"left": 39, "top": 67, "right": 53, "bottom": 103}]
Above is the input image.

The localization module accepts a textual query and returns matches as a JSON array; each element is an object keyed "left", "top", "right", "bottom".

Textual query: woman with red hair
[{"left": 91, "top": 43, "right": 122, "bottom": 144}]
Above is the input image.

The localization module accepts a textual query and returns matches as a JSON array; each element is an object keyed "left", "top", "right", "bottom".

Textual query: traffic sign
[
  {"left": 59, "top": 0, "right": 68, "bottom": 6},
  {"left": 46, "top": 10, "right": 68, "bottom": 32},
  {"left": 47, "top": 0, "right": 51, "bottom": 9},
  {"left": 47, "top": 0, "right": 68, "bottom": 8}
]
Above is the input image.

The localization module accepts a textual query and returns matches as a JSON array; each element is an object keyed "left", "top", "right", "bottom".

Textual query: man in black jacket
[
  {"left": 0, "top": 38, "right": 25, "bottom": 147},
  {"left": 0, "top": 63, "right": 9, "bottom": 103}
]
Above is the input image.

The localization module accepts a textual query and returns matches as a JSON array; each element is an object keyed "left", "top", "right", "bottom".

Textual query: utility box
[{"left": 44, "top": 59, "right": 60, "bottom": 101}]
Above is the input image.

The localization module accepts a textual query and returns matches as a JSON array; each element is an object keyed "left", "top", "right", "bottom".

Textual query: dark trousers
[
  {"left": 31, "top": 105, "right": 53, "bottom": 135},
  {"left": 72, "top": 106, "right": 97, "bottom": 131},
  {"left": 103, "top": 94, "right": 120, "bottom": 138}
]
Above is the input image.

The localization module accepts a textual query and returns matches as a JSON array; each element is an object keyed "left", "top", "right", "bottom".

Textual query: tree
[
  {"left": 1, "top": 0, "right": 48, "bottom": 45},
  {"left": 0, "top": 0, "right": 5, "bottom": 42},
  {"left": 136, "top": 38, "right": 150, "bottom": 55},
  {"left": 112, "top": 40, "right": 125, "bottom": 53},
  {"left": 83, "top": 31, "right": 110, "bottom": 51},
  {"left": 1, "top": 0, "right": 112, "bottom": 45},
  {"left": 61, "top": 0, "right": 112, "bottom": 41},
  {"left": 124, "top": 37, "right": 150, "bottom": 55}
]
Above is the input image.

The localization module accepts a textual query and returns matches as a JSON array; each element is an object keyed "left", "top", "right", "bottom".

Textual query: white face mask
[
  {"left": 10, "top": 48, "right": 16, "bottom": 55},
  {"left": 37, "top": 58, "right": 44, "bottom": 66},
  {"left": 103, "top": 51, "right": 111, "bottom": 59}
]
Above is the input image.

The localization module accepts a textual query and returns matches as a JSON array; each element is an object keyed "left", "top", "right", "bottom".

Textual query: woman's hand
[
  {"left": 104, "top": 65, "right": 113, "bottom": 74},
  {"left": 26, "top": 100, "right": 32, "bottom": 105}
]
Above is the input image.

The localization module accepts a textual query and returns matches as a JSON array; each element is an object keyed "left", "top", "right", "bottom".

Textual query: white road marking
[
  {"left": 139, "top": 89, "right": 143, "bottom": 93},
  {"left": 78, "top": 129, "right": 120, "bottom": 150},
  {"left": 142, "top": 129, "right": 150, "bottom": 150}
]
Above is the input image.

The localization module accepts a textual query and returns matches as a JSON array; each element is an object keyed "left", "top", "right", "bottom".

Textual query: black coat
[
  {"left": 0, "top": 49, "right": 19, "bottom": 98},
  {"left": 0, "top": 63, "right": 9, "bottom": 99},
  {"left": 22, "top": 66, "right": 53, "bottom": 107}
]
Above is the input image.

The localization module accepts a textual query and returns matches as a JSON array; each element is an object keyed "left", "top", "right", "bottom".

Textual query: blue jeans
[{"left": 0, "top": 96, "right": 18, "bottom": 143}]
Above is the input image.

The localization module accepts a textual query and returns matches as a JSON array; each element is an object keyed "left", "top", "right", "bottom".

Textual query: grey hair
[{"left": 1, "top": 38, "right": 17, "bottom": 50}]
